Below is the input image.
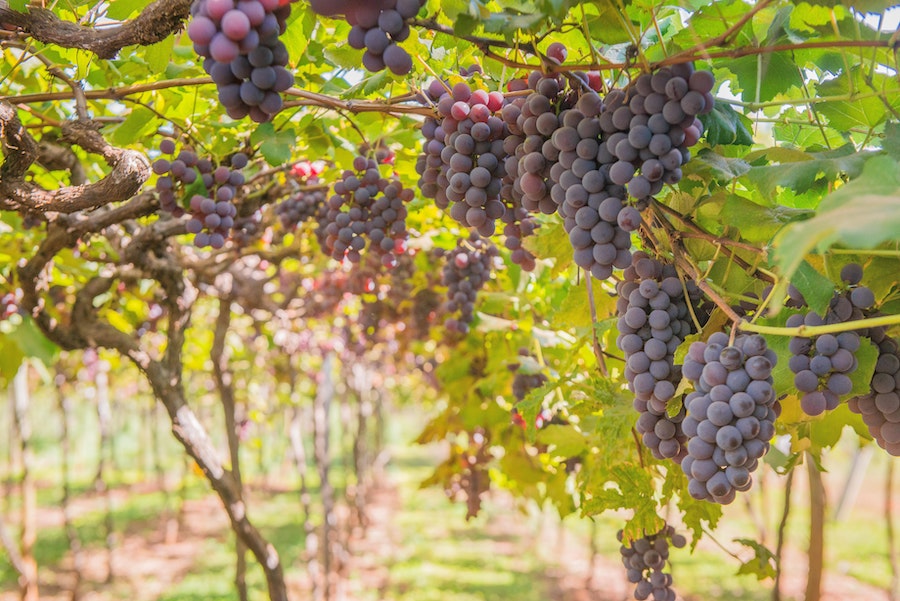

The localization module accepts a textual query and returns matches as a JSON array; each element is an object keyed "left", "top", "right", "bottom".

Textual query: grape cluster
[
  {"left": 618, "top": 525, "right": 686, "bottom": 601},
  {"left": 188, "top": 0, "right": 293, "bottom": 122},
  {"left": 321, "top": 156, "right": 413, "bottom": 266},
  {"left": 430, "top": 81, "right": 508, "bottom": 237},
  {"left": 786, "top": 263, "right": 874, "bottom": 416},
  {"left": 849, "top": 328, "right": 900, "bottom": 455},
  {"left": 231, "top": 208, "right": 263, "bottom": 245},
  {"left": 415, "top": 94, "right": 446, "bottom": 200},
  {"left": 275, "top": 180, "right": 329, "bottom": 230},
  {"left": 681, "top": 332, "right": 779, "bottom": 504},
  {"left": 152, "top": 141, "right": 247, "bottom": 248},
  {"left": 0, "top": 289, "right": 21, "bottom": 320},
  {"left": 440, "top": 235, "right": 498, "bottom": 334},
  {"left": 553, "top": 92, "right": 639, "bottom": 280},
  {"left": 617, "top": 253, "right": 697, "bottom": 463},
  {"left": 511, "top": 349, "right": 548, "bottom": 402},
  {"left": 499, "top": 205, "right": 538, "bottom": 271},
  {"left": 605, "top": 65, "right": 712, "bottom": 199},
  {"left": 501, "top": 71, "right": 568, "bottom": 215},
  {"left": 308, "top": 0, "right": 425, "bottom": 75},
  {"left": 500, "top": 72, "right": 606, "bottom": 272}
]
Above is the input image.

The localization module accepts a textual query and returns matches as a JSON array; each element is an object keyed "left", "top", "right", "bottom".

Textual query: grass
[{"left": 1, "top": 394, "right": 899, "bottom": 601}]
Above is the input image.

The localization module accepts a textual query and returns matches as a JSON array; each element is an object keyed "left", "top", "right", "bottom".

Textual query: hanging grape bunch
[
  {"left": 440, "top": 235, "right": 498, "bottom": 334},
  {"left": 850, "top": 326, "right": 900, "bottom": 455},
  {"left": 605, "top": 65, "right": 713, "bottom": 199},
  {"left": 0, "top": 289, "right": 22, "bottom": 320},
  {"left": 616, "top": 252, "right": 700, "bottom": 463},
  {"left": 417, "top": 80, "right": 509, "bottom": 237},
  {"left": 152, "top": 140, "right": 246, "bottom": 249},
  {"left": 502, "top": 70, "right": 569, "bottom": 216},
  {"left": 680, "top": 332, "right": 779, "bottom": 504},
  {"left": 231, "top": 209, "right": 264, "bottom": 245},
  {"left": 618, "top": 525, "right": 686, "bottom": 601},
  {"left": 306, "top": 0, "right": 425, "bottom": 75},
  {"left": 275, "top": 181, "right": 329, "bottom": 231},
  {"left": 511, "top": 348, "right": 548, "bottom": 402},
  {"left": 320, "top": 155, "right": 414, "bottom": 267},
  {"left": 786, "top": 263, "right": 874, "bottom": 416},
  {"left": 188, "top": 0, "right": 294, "bottom": 122}
]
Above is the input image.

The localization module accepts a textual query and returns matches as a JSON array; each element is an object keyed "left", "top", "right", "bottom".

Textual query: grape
[
  {"left": 152, "top": 141, "right": 244, "bottom": 248},
  {"left": 546, "top": 42, "right": 568, "bottom": 64},
  {"left": 189, "top": 0, "right": 293, "bottom": 122},
  {"left": 511, "top": 348, "right": 548, "bottom": 402},
  {"left": 308, "top": 0, "right": 425, "bottom": 75},
  {"left": 788, "top": 267, "right": 875, "bottom": 415},
  {"left": 274, "top": 178, "right": 328, "bottom": 232},
  {"left": 616, "top": 252, "right": 708, "bottom": 463},
  {"left": 618, "top": 525, "right": 684, "bottom": 601},
  {"left": 682, "top": 332, "right": 778, "bottom": 504},
  {"left": 442, "top": 235, "right": 498, "bottom": 333},
  {"left": 320, "top": 155, "right": 413, "bottom": 264},
  {"left": 841, "top": 263, "right": 864, "bottom": 285},
  {"left": 849, "top": 321, "right": 900, "bottom": 454}
]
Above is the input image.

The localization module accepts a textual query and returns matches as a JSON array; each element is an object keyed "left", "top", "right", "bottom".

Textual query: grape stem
[
  {"left": 646, "top": 203, "right": 746, "bottom": 324},
  {"left": 584, "top": 272, "right": 609, "bottom": 377},
  {"left": 650, "top": 199, "right": 772, "bottom": 282},
  {"left": 738, "top": 313, "right": 900, "bottom": 337}
]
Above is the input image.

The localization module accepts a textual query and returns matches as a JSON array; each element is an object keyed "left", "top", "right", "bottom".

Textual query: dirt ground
[{"left": 0, "top": 468, "right": 892, "bottom": 601}]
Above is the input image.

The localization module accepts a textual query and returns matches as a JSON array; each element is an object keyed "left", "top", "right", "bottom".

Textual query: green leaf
[
  {"left": 717, "top": 195, "right": 811, "bottom": 244},
  {"left": 816, "top": 67, "right": 900, "bottom": 130},
  {"left": 106, "top": 0, "right": 146, "bottom": 19},
  {"left": 692, "top": 149, "right": 752, "bottom": 181},
  {"left": 110, "top": 107, "right": 158, "bottom": 146},
  {"left": 729, "top": 52, "right": 804, "bottom": 103},
  {"left": 252, "top": 124, "right": 297, "bottom": 166},
  {"left": 700, "top": 102, "right": 754, "bottom": 146},
  {"left": 744, "top": 144, "right": 871, "bottom": 199},
  {"left": 14, "top": 316, "right": 59, "bottom": 366},
  {"left": 791, "top": 260, "right": 835, "bottom": 316},
  {"left": 734, "top": 539, "right": 777, "bottom": 580},
  {"left": 773, "top": 155, "right": 900, "bottom": 288},
  {"left": 536, "top": 424, "right": 587, "bottom": 457},
  {"left": 0, "top": 330, "right": 25, "bottom": 381},
  {"left": 522, "top": 218, "right": 573, "bottom": 277},
  {"left": 883, "top": 121, "right": 900, "bottom": 160},
  {"left": 143, "top": 37, "right": 174, "bottom": 74}
]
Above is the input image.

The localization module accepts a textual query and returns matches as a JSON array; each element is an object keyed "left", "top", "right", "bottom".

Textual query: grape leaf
[
  {"left": 728, "top": 52, "right": 804, "bottom": 103},
  {"left": 536, "top": 424, "right": 587, "bottom": 457},
  {"left": 883, "top": 121, "right": 900, "bottom": 161},
  {"left": 773, "top": 155, "right": 900, "bottom": 290},
  {"left": 816, "top": 67, "right": 900, "bottom": 130},
  {"left": 744, "top": 144, "right": 871, "bottom": 199},
  {"left": 791, "top": 260, "right": 835, "bottom": 316},
  {"left": 734, "top": 539, "right": 777, "bottom": 580},
  {"left": 522, "top": 218, "right": 573, "bottom": 277},
  {"left": 700, "top": 101, "right": 753, "bottom": 147},
  {"left": 692, "top": 149, "right": 752, "bottom": 181},
  {"left": 717, "top": 194, "right": 811, "bottom": 244}
]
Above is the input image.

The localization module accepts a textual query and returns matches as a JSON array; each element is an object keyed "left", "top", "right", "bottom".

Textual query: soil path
[{"left": 1, "top": 463, "right": 893, "bottom": 601}]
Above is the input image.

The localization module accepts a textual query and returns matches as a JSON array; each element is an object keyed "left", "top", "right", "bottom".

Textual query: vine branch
[{"left": 0, "top": 0, "right": 192, "bottom": 59}]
